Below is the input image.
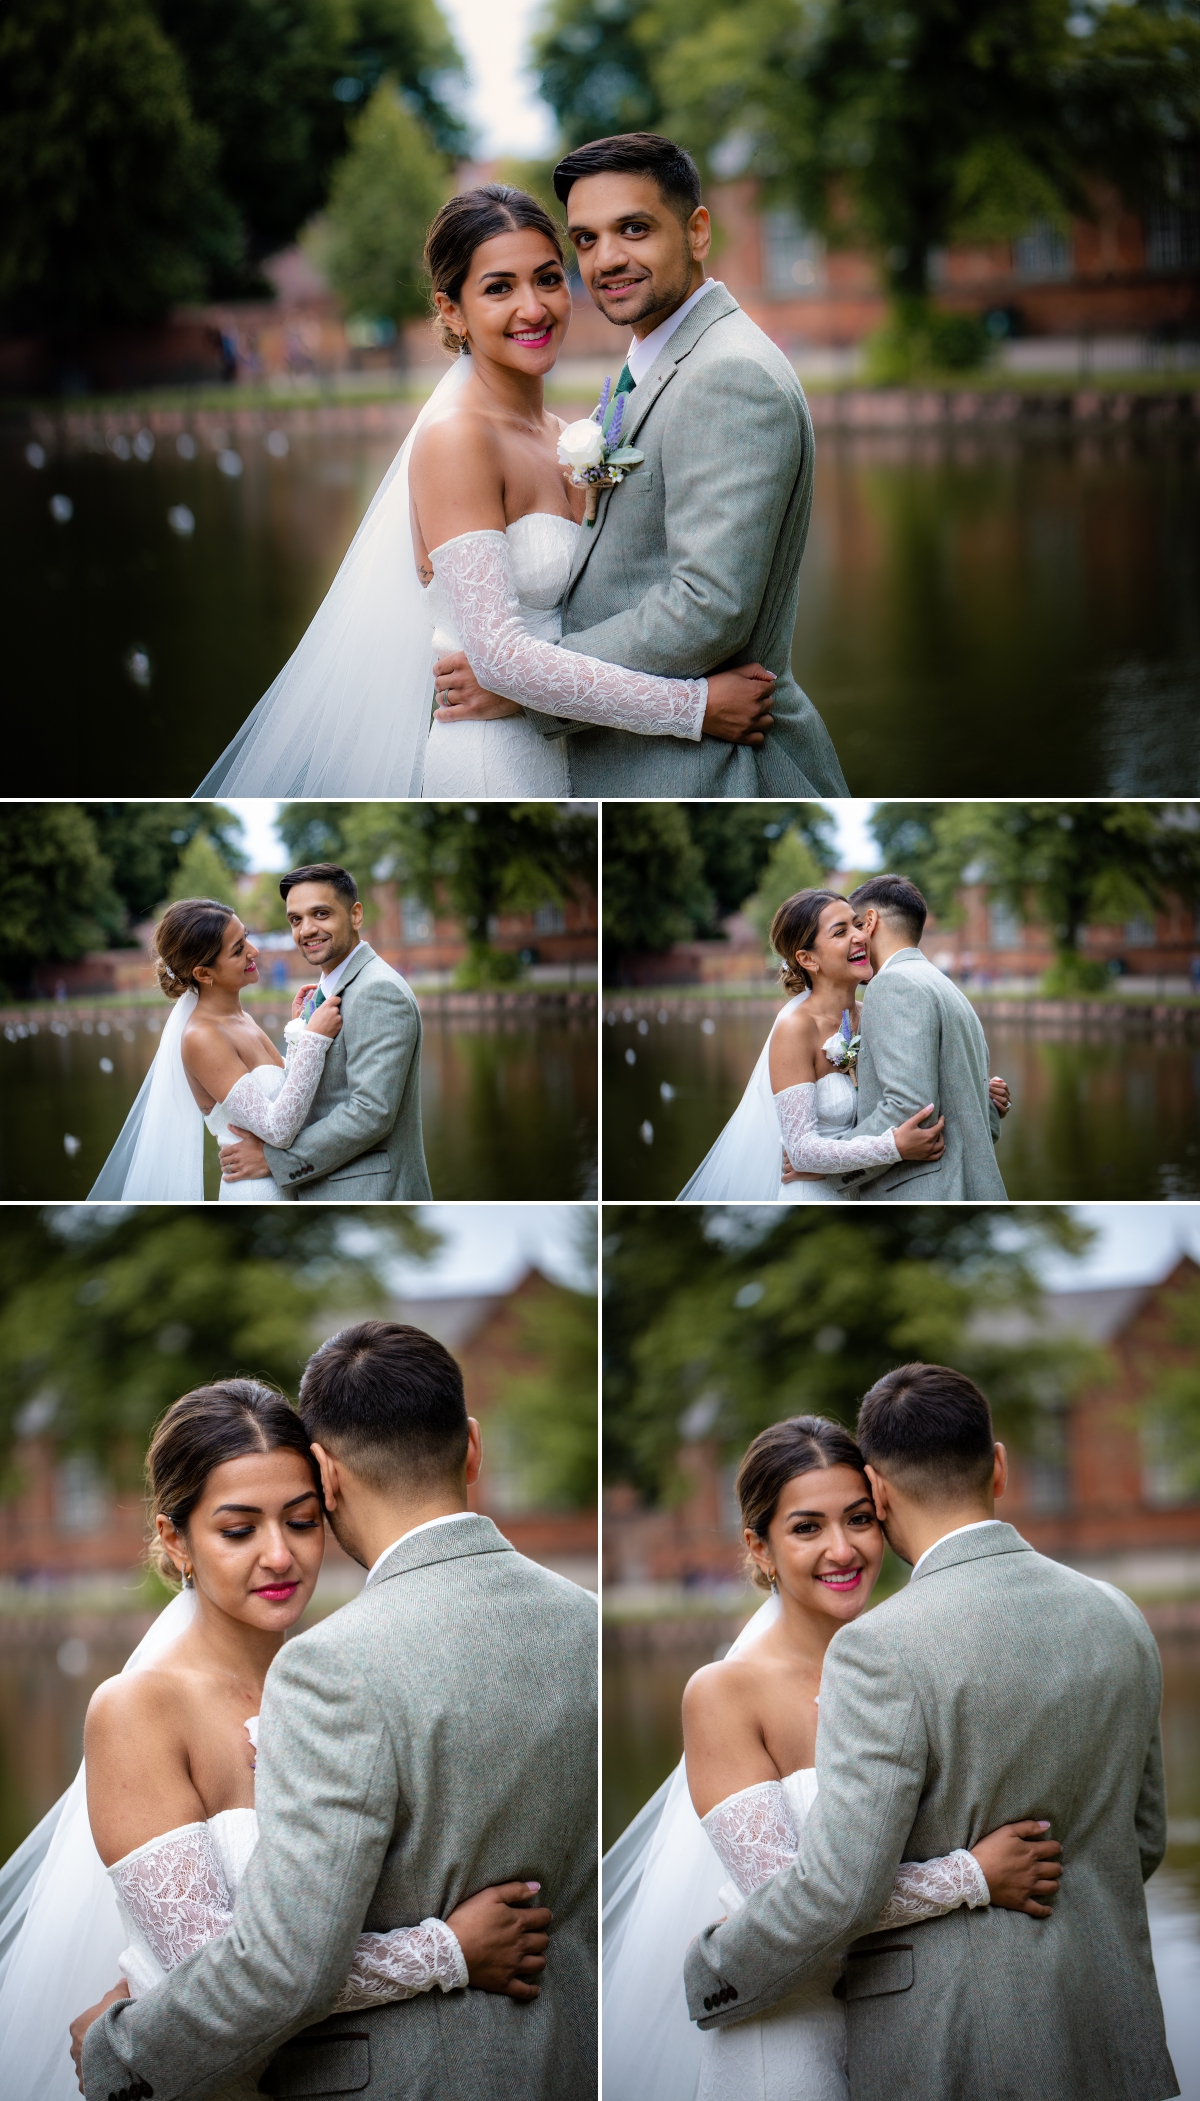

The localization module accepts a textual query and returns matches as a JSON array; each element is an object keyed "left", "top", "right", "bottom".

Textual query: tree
[
  {"left": 85, "top": 803, "right": 246, "bottom": 929},
  {"left": 492, "top": 1220, "right": 598, "bottom": 1508},
  {"left": 166, "top": 830, "right": 243, "bottom": 908},
  {"left": 275, "top": 804, "right": 356, "bottom": 864},
  {"left": 322, "top": 80, "right": 450, "bottom": 328},
  {"left": 342, "top": 802, "right": 598, "bottom": 986},
  {"left": 872, "top": 802, "right": 1200, "bottom": 994},
  {"left": 602, "top": 802, "right": 712, "bottom": 967},
  {"left": 0, "top": 1207, "right": 438, "bottom": 1482},
  {"left": 682, "top": 802, "right": 836, "bottom": 932},
  {"left": 532, "top": 0, "right": 666, "bottom": 151},
  {"left": 0, "top": 804, "right": 123, "bottom": 993},
  {"left": 601, "top": 1204, "right": 1098, "bottom": 1503},
  {"left": 742, "top": 826, "right": 828, "bottom": 954},
  {"left": 0, "top": 0, "right": 233, "bottom": 330},
  {"left": 1143, "top": 1266, "right": 1200, "bottom": 1493}
]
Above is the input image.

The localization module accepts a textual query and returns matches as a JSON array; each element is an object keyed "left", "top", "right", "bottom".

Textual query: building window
[
  {"left": 1013, "top": 222, "right": 1073, "bottom": 281},
  {"left": 1025, "top": 1409, "right": 1071, "bottom": 1514},
  {"left": 1124, "top": 915, "right": 1156, "bottom": 948},
  {"left": 56, "top": 1453, "right": 108, "bottom": 1535},
  {"left": 1147, "top": 153, "right": 1200, "bottom": 272},
  {"left": 534, "top": 902, "right": 566, "bottom": 935},
  {"left": 1142, "top": 1427, "right": 1200, "bottom": 1508},
  {"left": 401, "top": 896, "right": 433, "bottom": 943},
  {"left": 761, "top": 210, "right": 825, "bottom": 295},
  {"left": 988, "top": 899, "right": 1023, "bottom": 948}
]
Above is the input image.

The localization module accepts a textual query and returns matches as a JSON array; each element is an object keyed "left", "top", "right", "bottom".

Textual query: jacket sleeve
[
  {"left": 684, "top": 1614, "right": 929, "bottom": 2028},
  {"left": 84, "top": 1632, "right": 401, "bottom": 2101},
  {"left": 1135, "top": 1724, "right": 1168, "bottom": 1884},
  {"left": 263, "top": 975, "right": 418, "bottom": 1189},
  {"left": 841, "top": 973, "right": 941, "bottom": 1145}
]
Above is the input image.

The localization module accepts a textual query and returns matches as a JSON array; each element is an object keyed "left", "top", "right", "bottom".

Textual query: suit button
[
  {"left": 703, "top": 1996, "right": 712, "bottom": 2011},
  {"left": 728, "top": 1986, "right": 737, "bottom": 2000}
]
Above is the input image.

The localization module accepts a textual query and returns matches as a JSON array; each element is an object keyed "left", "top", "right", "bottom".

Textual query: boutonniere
[
  {"left": 823, "top": 1009, "right": 862, "bottom": 1082},
  {"left": 283, "top": 1016, "right": 308, "bottom": 1045},
  {"left": 558, "top": 377, "right": 645, "bottom": 525}
]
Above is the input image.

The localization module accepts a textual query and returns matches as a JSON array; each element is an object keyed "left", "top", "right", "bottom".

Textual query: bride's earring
[
  {"left": 768, "top": 1568, "right": 778, "bottom": 1595},
  {"left": 181, "top": 1563, "right": 193, "bottom": 1589}
]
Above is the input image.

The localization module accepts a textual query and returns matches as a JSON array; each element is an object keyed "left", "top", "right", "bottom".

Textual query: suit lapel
[
  {"left": 566, "top": 285, "right": 741, "bottom": 592},
  {"left": 333, "top": 942, "right": 376, "bottom": 998}
]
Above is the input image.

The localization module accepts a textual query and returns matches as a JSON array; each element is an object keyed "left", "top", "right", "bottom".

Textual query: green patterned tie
[{"left": 615, "top": 364, "right": 635, "bottom": 395}]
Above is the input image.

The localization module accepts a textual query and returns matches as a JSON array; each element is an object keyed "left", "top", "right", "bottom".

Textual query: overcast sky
[
  {"left": 440, "top": 0, "right": 555, "bottom": 159},
  {"left": 383, "top": 1204, "right": 596, "bottom": 1295}
]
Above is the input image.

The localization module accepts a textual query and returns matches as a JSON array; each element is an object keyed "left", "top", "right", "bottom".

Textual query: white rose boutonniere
[
  {"left": 823, "top": 1009, "right": 862, "bottom": 1082},
  {"left": 558, "top": 378, "right": 645, "bottom": 524},
  {"left": 283, "top": 1016, "right": 308, "bottom": 1045}
]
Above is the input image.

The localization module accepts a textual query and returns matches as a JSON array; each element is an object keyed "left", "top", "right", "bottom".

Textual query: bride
[
  {"left": 602, "top": 1414, "right": 1063, "bottom": 2101},
  {"left": 0, "top": 1379, "right": 546, "bottom": 2096},
  {"left": 89, "top": 897, "right": 342, "bottom": 1202},
  {"left": 194, "top": 184, "right": 775, "bottom": 799}
]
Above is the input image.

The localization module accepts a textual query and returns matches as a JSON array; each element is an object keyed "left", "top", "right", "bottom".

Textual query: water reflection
[
  {"left": 0, "top": 1004, "right": 598, "bottom": 1200},
  {"left": 603, "top": 1008, "right": 1200, "bottom": 1200},
  {"left": 604, "top": 1629, "right": 1200, "bottom": 2096},
  {"left": 5, "top": 423, "right": 1196, "bottom": 794}
]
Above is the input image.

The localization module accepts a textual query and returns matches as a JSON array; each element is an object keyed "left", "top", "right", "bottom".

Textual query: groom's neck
[{"left": 871, "top": 928, "right": 918, "bottom": 971}]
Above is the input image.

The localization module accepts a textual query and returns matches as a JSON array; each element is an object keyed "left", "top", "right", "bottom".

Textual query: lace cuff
[
  {"left": 219, "top": 1032, "right": 329, "bottom": 1149},
  {"left": 332, "top": 1919, "right": 468, "bottom": 2011},
  {"left": 775, "top": 1083, "right": 901, "bottom": 1177},
  {"left": 109, "top": 1823, "right": 233, "bottom": 1973},
  {"left": 874, "top": 1848, "right": 990, "bottom": 1930},
  {"left": 431, "top": 529, "right": 707, "bottom": 739},
  {"left": 702, "top": 1781, "right": 799, "bottom": 1897}
]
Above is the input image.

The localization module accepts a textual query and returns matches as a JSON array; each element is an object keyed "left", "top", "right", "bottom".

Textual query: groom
[
  {"left": 437, "top": 132, "right": 847, "bottom": 800},
  {"left": 828, "top": 873, "right": 1008, "bottom": 1201},
  {"left": 219, "top": 861, "right": 431, "bottom": 1199},
  {"left": 685, "top": 1361, "right": 1178, "bottom": 2101},
  {"left": 79, "top": 1319, "right": 598, "bottom": 2100}
]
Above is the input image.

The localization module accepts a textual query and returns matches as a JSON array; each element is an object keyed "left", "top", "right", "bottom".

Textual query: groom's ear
[
  {"left": 864, "top": 1463, "right": 889, "bottom": 1523},
  {"left": 310, "top": 1439, "right": 340, "bottom": 1513}
]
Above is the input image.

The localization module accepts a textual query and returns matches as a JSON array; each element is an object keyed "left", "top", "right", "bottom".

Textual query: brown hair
[
  {"left": 153, "top": 898, "right": 234, "bottom": 1000},
  {"left": 848, "top": 873, "right": 927, "bottom": 944},
  {"left": 552, "top": 132, "right": 702, "bottom": 219},
  {"left": 146, "top": 1379, "right": 322, "bottom": 1584},
  {"left": 424, "top": 184, "right": 565, "bottom": 354},
  {"left": 736, "top": 1415, "right": 869, "bottom": 1589},
  {"left": 768, "top": 889, "right": 848, "bottom": 996},
  {"left": 298, "top": 1320, "right": 468, "bottom": 1491},
  {"left": 857, "top": 1363, "right": 995, "bottom": 1502},
  {"left": 278, "top": 862, "right": 358, "bottom": 905}
]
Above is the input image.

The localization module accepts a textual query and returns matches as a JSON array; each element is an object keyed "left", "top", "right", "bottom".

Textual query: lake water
[
  {"left": 603, "top": 1005, "right": 1200, "bottom": 1200},
  {"left": 5, "top": 421, "right": 1197, "bottom": 795},
  {"left": 0, "top": 1003, "right": 598, "bottom": 1200},
  {"left": 604, "top": 1628, "right": 1200, "bottom": 2097}
]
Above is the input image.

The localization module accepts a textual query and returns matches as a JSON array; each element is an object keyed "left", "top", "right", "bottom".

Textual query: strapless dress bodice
[
  {"left": 422, "top": 514, "right": 578, "bottom": 797},
  {"left": 813, "top": 1070, "right": 858, "bottom": 1135},
  {"left": 205, "top": 1065, "right": 285, "bottom": 1203}
]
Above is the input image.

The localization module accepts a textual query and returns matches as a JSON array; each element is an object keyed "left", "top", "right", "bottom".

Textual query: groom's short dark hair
[
  {"left": 553, "top": 133, "right": 702, "bottom": 218},
  {"left": 857, "top": 1363, "right": 995, "bottom": 1502},
  {"left": 298, "top": 1321, "right": 469, "bottom": 1489},
  {"left": 279, "top": 862, "right": 358, "bottom": 905},
  {"left": 848, "top": 873, "right": 927, "bottom": 943}
]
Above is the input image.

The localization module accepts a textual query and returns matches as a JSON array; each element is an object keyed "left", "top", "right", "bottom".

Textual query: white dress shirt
[
  {"left": 318, "top": 939, "right": 368, "bottom": 999},
  {"left": 626, "top": 278, "right": 721, "bottom": 387},
  {"left": 911, "top": 1517, "right": 1003, "bottom": 1578},
  {"left": 365, "top": 1508, "right": 477, "bottom": 1585}
]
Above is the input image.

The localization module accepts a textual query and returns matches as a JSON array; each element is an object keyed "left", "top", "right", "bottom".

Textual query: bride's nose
[{"left": 258, "top": 1525, "right": 296, "bottom": 1571}]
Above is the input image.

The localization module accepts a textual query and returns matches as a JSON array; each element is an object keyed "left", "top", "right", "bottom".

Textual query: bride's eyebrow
[{"left": 212, "top": 1490, "right": 318, "bottom": 1515}]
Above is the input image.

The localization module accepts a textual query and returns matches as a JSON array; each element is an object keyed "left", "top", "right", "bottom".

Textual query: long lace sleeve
[
  {"left": 431, "top": 529, "right": 707, "bottom": 738},
  {"left": 775, "top": 1083, "right": 901, "bottom": 1176},
  {"left": 331, "top": 1919, "right": 468, "bottom": 2010},
  {"left": 702, "top": 1783, "right": 990, "bottom": 1930},
  {"left": 218, "top": 1032, "right": 330, "bottom": 1148}
]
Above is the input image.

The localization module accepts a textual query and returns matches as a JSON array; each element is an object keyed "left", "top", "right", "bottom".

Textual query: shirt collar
[
  {"left": 364, "top": 1508, "right": 476, "bottom": 1585},
  {"left": 910, "top": 1517, "right": 1003, "bottom": 1578},
  {"left": 319, "top": 939, "right": 368, "bottom": 996},
  {"left": 626, "top": 278, "right": 720, "bottom": 387}
]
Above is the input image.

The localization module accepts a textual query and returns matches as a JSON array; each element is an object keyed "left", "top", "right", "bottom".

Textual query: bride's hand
[
  {"left": 971, "top": 1820, "right": 1063, "bottom": 1917},
  {"left": 433, "top": 651, "right": 522, "bottom": 722},
  {"left": 70, "top": 1979, "right": 129, "bottom": 2089},
  {"left": 892, "top": 1105, "right": 946, "bottom": 1160},
  {"left": 305, "top": 993, "right": 342, "bottom": 1039},
  {"left": 446, "top": 1880, "right": 553, "bottom": 2000},
  {"left": 702, "top": 666, "right": 776, "bottom": 745},
  {"left": 989, "top": 1074, "right": 1011, "bottom": 1117},
  {"left": 292, "top": 983, "right": 318, "bottom": 1020}
]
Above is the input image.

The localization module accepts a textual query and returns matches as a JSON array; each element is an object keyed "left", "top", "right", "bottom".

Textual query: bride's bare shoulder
[
  {"left": 682, "top": 1651, "right": 768, "bottom": 1733},
  {"left": 86, "top": 1660, "right": 184, "bottom": 1743},
  {"left": 410, "top": 402, "right": 504, "bottom": 478}
]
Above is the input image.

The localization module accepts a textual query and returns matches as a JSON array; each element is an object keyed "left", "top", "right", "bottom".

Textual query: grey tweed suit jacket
[
  {"left": 526, "top": 285, "right": 848, "bottom": 799},
  {"left": 833, "top": 948, "right": 1007, "bottom": 1200},
  {"left": 684, "top": 1524, "right": 1178, "bottom": 2101},
  {"left": 83, "top": 1516, "right": 599, "bottom": 2101},
  {"left": 262, "top": 943, "right": 431, "bottom": 1200}
]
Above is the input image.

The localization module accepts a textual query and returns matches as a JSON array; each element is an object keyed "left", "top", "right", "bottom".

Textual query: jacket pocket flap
[
  {"left": 323, "top": 1153, "right": 389, "bottom": 1180},
  {"left": 833, "top": 1945, "right": 914, "bottom": 2001},
  {"left": 259, "top": 2033, "right": 371, "bottom": 2096}
]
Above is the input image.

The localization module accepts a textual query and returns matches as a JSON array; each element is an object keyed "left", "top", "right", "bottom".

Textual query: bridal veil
[
  {"left": 678, "top": 992, "right": 807, "bottom": 1201},
  {"left": 88, "top": 988, "right": 204, "bottom": 1201},
  {"left": 0, "top": 1588, "right": 198, "bottom": 2095},
  {"left": 602, "top": 1594, "right": 780, "bottom": 2101},
  {"left": 193, "top": 355, "right": 472, "bottom": 798}
]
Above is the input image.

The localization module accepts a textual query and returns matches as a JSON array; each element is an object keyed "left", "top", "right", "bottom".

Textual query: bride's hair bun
[
  {"left": 146, "top": 1379, "right": 322, "bottom": 1586},
  {"left": 153, "top": 897, "right": 234, "bottom": 999},
  {"left": 769, "top": 889, "right": 847, "bottom": 996},
  {"left": 424, "top": 184, "right": 566, "bottom": 356},
  {"left": 737, "top": 1416, "right": 870, "bottom": 1590}
]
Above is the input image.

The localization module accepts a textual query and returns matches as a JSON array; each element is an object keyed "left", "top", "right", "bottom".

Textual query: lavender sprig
[
  {"left": 594, "top": 375, "right": 612, "bottom": 424},
  {"left": 607, "top": 393, "right": 626, "bottom": 448}
]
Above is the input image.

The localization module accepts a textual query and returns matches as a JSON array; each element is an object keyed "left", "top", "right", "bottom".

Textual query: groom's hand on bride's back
[
  {"left": 447, "top": 1880, "right": 553, "bottom": 2000},
  {"left": 892, "top": 1106, "right": 946, "bottom": 1161},
  {"left": 703, "top": 666, "right": 776, "bottom": 746},
  {"left": 971, "top": 1820, "right": 1064, "bottom": 1917}
]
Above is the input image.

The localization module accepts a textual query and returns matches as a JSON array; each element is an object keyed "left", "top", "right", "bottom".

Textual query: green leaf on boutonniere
[{"left": 606, "top": 447, "right": 644, "bottom": 466}]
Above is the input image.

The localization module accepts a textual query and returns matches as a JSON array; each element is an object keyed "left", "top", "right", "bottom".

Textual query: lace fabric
[
  {"left": 775, "top": 1083, "right": 900, "bottom": 1177},
  {"left": 430, "top": 529, "right": 708, "bottom": 739},
  {"left": 701, "top": 1779, "right": 990, "bottom": 1928},
  {"left": 218, "top": 1032, "right": 329, "bottom": 1150},
  {"left": 109, "top": 1822, "right": 466, "bottom": 2007}
]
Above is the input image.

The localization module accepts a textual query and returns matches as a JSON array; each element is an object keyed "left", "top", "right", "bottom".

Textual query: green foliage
[
  {"left": 0, "top": 805, "right": 119, "bottom": 992},
  {"left": 85, "top": 804, "right": 246, "bottom": 926},
  {"left": 323, "top": 80, "right": 450, "bottom": 327},
  {"left": 492, "top": 1223, "right": 598, "bottom": 1509},
  {"left": 743, "top": 828, "right": 828, "bottom": 953},
  {"left": 274, "top": 803, "right": 354, "bottom": 865},
  {"left": 0, "top": 1207, "right": 439, "bottom": 1483},
  {"left": 602, "top": 1205, "right": 1098, "bottom": 1504},
  {"left": 532, "top": 0, "right": 666, "bottom": 150},
  {"left": 1038, "top": 953, "right": 1111, "bottom": 996},
  {"left": 166, "top": 831, "right": 242, "bottom": 908},
  {"left": 602, "top": 803, "right": 712, "bottom": 963},
  {"left": 862, "top": 301, "right": 991, "bottom": 384},
  {"left": 238, "top": 872, "right": 292, "bottom": 936},
  {"left": 682, "top": 802, "right": 836, "bottom": 930},
  {"left": 1143, "top": 1269, "right": 1200, "bottom": 1494}
]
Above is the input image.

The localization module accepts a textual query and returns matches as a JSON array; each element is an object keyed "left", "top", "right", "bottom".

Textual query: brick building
[{"left": 603, "top": 1256, "right": 1200, "bottom": 1594}]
